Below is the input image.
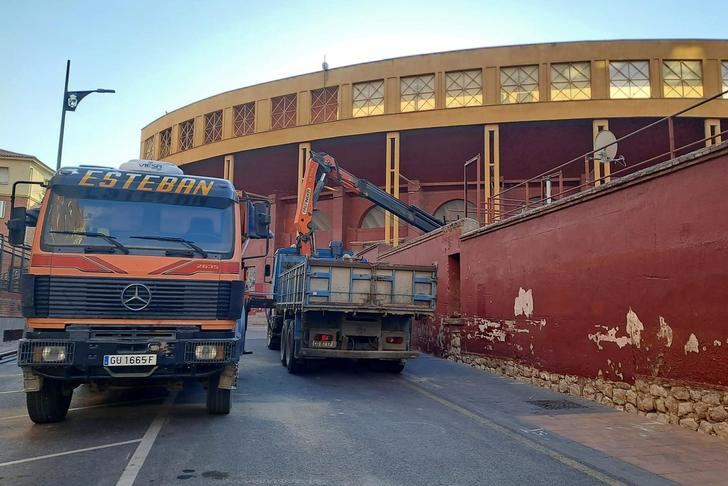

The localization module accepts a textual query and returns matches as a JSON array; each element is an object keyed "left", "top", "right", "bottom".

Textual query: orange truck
[{"left": 7, "top": 159, "right": 270, "bottom": 423}]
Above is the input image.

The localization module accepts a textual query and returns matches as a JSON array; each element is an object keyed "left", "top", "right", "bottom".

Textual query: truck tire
[
  {"left": 285, "top": 324, "right": 305, "bottom": 374},
  {"left": 206, "top": 375, "right": 231, "bottom": 415},
  {"left": 26, "top": 379, "right": 72, "bottom": 424},
  {"left": 280, "top": 325, "right": 288, "bottom": 365},
  {"left": 266, "top": 313, "right": 281, "bottom": 351}
]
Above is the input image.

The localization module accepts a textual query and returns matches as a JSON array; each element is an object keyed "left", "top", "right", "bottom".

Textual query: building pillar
[
  {"left": 593, "top": 119, "right": 610, "bottom": 185},
  {"left": 297, "top": 91, "right": 311, "bottom": 126},
  {"left": 705, "top": 119, "right": 722, "bottom": 146},
  {"left": 385, "top": 77, "right": 399, "bottom": 113},
  {"left": 193, "top": 115, "right": 204, "bottom": 148},
  {"left": 485, "top": 67, "right": 498, "bottom": 105},
  {"left": 222, "top": 107, "right": 234, "bottom": 140},
  {"left": 484, "top": 125, "right": 500, "bottom": 223},
  {"left": 223, "top": 154, "right": 235, "bottom": 183},
  {"left": 256, "top": 98, "right": 271, "bottom": 132},
  {"left": 170, "top": 124, "right": 179, "bottom": 156},
  {"left": 591, "top": 60, "right": 608, "bottom": 100},
  {"left": 339, "top": 83, "right": 352, "bottom": 119},
  {"left": 297, "top": 143, "right": 311, "bottom": 202},
  {"left": 385, "top": 132, "right": 400, "bottom": 246},
  {"left": 649, "top": 58, "right": 662, "bottom": 98}
]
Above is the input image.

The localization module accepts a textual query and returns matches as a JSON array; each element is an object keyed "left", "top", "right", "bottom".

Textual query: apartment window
[
  {"left": 233, "top": 102, "right": 255, "bottom": 136},
  {"left": 271, "top": 94, "right": 297, "bottom": 130},
  {"left": 0, "top": 167, "right": 8, "bottom": 185},
  {"left": 400, "top": 74, "right": 435, "bottom": 112},
  {"left": 500, "top": 65, "right": 539, "bottom": 104},
  {"left": 723, "top": 61, "right": 728, "bottom": 99},
  {"left": 663, "top": 60, "right": 703, "bottom": 98},
  {"left": 0, "top": 200, "right": 5, "bottom": 218},
  {"left": 142, "top": 136, "right": 154, "bottom": 159},
  {"left": 178, "top": 119, "right": 194, "bottom": 151},
  {"left": 352, "top": 80, "right": 385, "bottom": 117},
  {"left": 159, "top": 128, "right": 171, "bottom": 158},
  {"left": 204, "top": 110, "right": 223, "bottom": 144},
  {"left": 446, "top": 70, "right": 482, "bottom": 108},
  {"left": 609, "top": 61, "right": 650, "bottom": 99},
  {"left": 551, "top": 62, "right": 591, "bottom": 101},
  {"left": 311, "top": 86, "right": 338, "bottom": 124}
]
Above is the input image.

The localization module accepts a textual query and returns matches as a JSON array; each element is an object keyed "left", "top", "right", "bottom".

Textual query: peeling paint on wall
[
  {"left": 514, "top": 288, "right": 533, "bottom": 318},
  {"left": 657, "top": 316, "right": 673, "bottom": 347},
  {"left": 626, "top": 308, "right": 644, "bottom": 348},
  {"left": 713, "top": 340, "right": 722, "bottom": 347},
  {"left": 588, "top": 326, "right": 631, "bottom": 350},
  {"left": 684, "top": 333, "right": 699, "bottom": 355}
]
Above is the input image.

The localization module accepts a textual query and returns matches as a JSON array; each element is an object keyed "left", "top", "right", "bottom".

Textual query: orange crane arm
[{"left": 294, "top": 152, "right": 443, "bottom": 256}]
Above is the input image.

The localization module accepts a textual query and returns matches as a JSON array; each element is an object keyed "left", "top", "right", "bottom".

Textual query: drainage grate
[{"left": 527, "top": 399, "right": 586, "bottom": 410}]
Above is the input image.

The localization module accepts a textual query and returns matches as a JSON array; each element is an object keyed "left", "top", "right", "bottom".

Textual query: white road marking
[
  {"left": 0, "top": 439, "right": 141, "bottom": 467},
  {"left": 116, "top": 392, "right": 177, "bottom": 486},
  {"left": 0, "top": 373, "right": 22, "bottom": 378},
  {"left": 0, "top": 389, "right": 23, "bottom": 394}
]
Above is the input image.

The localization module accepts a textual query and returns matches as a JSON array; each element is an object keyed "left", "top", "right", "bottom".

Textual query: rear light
[
  {"left": 315, "top": 334, "right": 334, "bottom": 342},
  {"left": 385, "top": 336, "right": 403, "bottom": 344}
]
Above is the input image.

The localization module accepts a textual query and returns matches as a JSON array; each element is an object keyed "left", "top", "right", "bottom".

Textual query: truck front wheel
[
  {"left": 26, "top": 379, "right": 72, "bottom": 424},
  {"left": 206, "top": 375, "right": 231, "bottom": 415}
]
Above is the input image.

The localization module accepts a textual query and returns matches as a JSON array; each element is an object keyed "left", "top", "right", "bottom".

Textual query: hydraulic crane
[{"left": 294, "top": 151, "right": 444, "bottom": 255}]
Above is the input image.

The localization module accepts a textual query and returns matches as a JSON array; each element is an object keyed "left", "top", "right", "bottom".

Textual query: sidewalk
[{"left": 406, "top": 354, "right": 728, "bottom": 486}]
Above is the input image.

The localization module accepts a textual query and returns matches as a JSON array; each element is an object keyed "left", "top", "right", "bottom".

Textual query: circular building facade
[{"left": 140, "top": 39, "right": 728, "bottom": 252}]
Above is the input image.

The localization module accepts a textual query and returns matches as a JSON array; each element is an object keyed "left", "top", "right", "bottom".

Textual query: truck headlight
[
  {"left": 194, "top": 344, "right": 220, "bottom": 361},
  {"left": 41, "top": 346, "right": 67, "bottom": 363}
]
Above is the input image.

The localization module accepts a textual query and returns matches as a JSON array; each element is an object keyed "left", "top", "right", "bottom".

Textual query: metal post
[
  {"left": 668, "top": 117, "right": 676, "bottom": 160},
  {"left": 56, "top": 60, "right": 70, "bottom": 170}
]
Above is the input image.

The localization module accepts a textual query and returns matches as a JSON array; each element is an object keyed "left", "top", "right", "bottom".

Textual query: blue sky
[{"left": 0, "top": 0, "right": 725, "bottom": 168}]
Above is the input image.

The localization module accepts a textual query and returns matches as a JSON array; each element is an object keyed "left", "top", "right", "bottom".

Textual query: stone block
[
  {"left": 655, "top": 398, "right": 666, "bottom": 413},
  {"left": 707, "top": 406, "right": 728, "bottom": 422},
  {"left": 679, "top": 418, "right": 699, "bottom": 431},
  {"left": 656, "top": 413, "right": 669, "bottom": 424},
  {"left": 614, "top": 381, "right": 632, "bottom": 390},
  {"left": 693, "top": 402, "right": 709, "bottom": 420},
  {"left": 568, "top": 384, "right": 582, "bottom": 396},
  {"left": 650, "top": 384, "right": 668, "bottom": 397},
  {"left": 671, "top": 386, "right": 690, "bottom": 400},
  {"left": 558, "top": 381, "right": 569, "bottom": 393},
  {"left": 699, "top": 421, "right": 714, "bottom": 435},
  {"left": 625, "top": 403, "right": 638, "bottom": 414},
  {"left": 713, "top": 422, "right": 728, "bottom": 439},
  {"left": 637, "top": 395, "right": 655, "bottom": 412},
  {"left": 677, "top": 402, "right": 693, "bottom": 417},
  {"left": 613, "top": 389, "right": 627, "bottom": 405},
  {"left": 665, "top": 396, "right": 678, "bottom": 414},
  {"left": 689, "top": 389, "right": 703, "bottom": 401},
  {"left": 625, "top": 390, "right": 637, "bottom": 405},
  {"left": 702, "top": 392, "right": 721, "bottom": 406}
]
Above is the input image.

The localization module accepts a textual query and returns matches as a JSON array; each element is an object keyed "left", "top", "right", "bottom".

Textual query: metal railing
[
  {"left": 470, "top": 89, "right": 728, "bottom": 225},
  {"left": 0, "top": 234, "right": 29, "bottom": 293}
]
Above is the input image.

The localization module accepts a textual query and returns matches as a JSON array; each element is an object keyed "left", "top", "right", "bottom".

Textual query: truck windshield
[{"left": 40, "top": 190, "right": 235, "bottom": 258}]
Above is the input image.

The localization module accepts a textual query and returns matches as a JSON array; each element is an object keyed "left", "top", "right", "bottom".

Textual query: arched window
[
  {"left": 311, "top": 211, "right": 331, "bottom": 231},
  {"left": 434, "top": 200, "right": 476, "bottom": 223},
  {"left": 359, "top": 206, "right": 403, "bottom": 228}
]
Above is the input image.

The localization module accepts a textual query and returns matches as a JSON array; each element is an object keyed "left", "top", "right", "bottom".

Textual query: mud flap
[
  {"left": 22, "top": 368, "right": 42, "bottom": 392},
  {"left": 218, "top": 363, "right": 238, "bottom": 390}
]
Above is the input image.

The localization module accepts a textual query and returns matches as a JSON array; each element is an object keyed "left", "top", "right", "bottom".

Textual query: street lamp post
[{"left": 56, "top": 60, "right": 115, "bottom": 170}]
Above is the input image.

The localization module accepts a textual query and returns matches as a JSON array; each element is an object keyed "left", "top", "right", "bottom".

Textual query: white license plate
[
  {"left": 313, "top": 341, "right": 336, "bottom": 348},
  {"left": 103, "top": 354, "right": 157, "bottom": 367}
]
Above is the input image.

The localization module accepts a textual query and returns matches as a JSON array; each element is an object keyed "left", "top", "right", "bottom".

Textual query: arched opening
[
  {"left": 434, "top": 200, "right": 476, "bottom": 223},
  {"left": 359, "top": 206, "right": 404, "bottom": 228}
]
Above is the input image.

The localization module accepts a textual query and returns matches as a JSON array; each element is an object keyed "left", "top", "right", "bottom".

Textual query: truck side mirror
[
  {"left": 26, "top": 207, "right": 39, "bottom": 227},
  {"left": 247, "top": 200, "right": 271, "bottom": 239},
  {"left": 7, "top": 207, "right": 27, "bottom": 246}
]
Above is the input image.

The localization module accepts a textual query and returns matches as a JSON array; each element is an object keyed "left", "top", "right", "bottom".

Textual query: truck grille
[{"left": 33, "top": 277, "right": 231, "bottom": 319}]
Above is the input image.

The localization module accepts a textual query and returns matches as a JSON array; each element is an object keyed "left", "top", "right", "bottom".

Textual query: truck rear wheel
[
  {"left": 380, "top": 360, "right": 405, "bottom": 374},
  {"left": 206, "top": 375, "right": 231, "bottom": 415},
  {"left": 285, "top": 324, "right": 305, "bottom": 374},
  {"left": 26, "top": 379, "right": 72, "bottom": 424},
  {"left": 266, "top": 320, "right": 281, "bottom": 350}
]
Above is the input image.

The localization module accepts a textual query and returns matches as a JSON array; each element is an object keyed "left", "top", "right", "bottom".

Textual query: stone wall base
[{"left": 449, "top": 353, "right": 728, "bottom": 439}]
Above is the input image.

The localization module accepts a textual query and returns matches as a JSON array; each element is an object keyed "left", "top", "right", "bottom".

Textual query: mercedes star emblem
[{"left": 120, "top": 283, "right": 152, "bottom": 311}]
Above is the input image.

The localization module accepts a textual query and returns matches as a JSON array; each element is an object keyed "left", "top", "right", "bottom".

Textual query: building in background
[
  {"left": 139, "top": 39, "right": 728, "bottom": 258},
  {"left": 0, "top": 149, "right": 54, "bottom": 238}
]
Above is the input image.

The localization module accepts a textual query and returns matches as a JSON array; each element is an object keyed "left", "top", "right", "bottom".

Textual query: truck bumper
[
  {"left": 17, "top": 327, "right": 241, "bottom": 383},
  {"left": 299, "top": 349, "right": 418, "bottom": 360}
]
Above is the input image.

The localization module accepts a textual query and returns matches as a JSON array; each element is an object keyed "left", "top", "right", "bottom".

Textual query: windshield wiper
[
  {"left": 50, "top": 231, "right": 130, "bottom": 254},
  {"left": 129, "top": 236, "right": 208, "bottom": 258}
]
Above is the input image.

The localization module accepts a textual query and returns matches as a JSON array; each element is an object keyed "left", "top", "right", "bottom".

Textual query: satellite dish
[{"left": 594, "top": 130, "right": 618, "bottom": 161}]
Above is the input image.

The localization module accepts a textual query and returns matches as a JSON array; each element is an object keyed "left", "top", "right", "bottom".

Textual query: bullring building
[{"left": 140, "top": 39, "right": 728, "bottom": 252}]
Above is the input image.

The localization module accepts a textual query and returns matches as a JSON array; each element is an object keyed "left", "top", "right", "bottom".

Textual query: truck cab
[{"left": 8, "top": 160, "right": 270, "bottom": 423}]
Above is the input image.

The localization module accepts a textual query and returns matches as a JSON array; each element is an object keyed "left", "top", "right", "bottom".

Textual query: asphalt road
[{"left": 0, "top": 328, "right": 670, "bottom": 486}]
